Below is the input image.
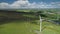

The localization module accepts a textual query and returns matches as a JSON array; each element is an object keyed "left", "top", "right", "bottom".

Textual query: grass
[
  {"left": 0, "top": 20, "right": 60, "bottom": 34},
  {"left": 0, "top": 10, "right": 60, "bottom": 34},
  {"left": 42, "top": 21, "right": 60, "bottom": 34},
  {"left": 0, "top": 20, "right": 39, "bottom": 34},
  {"left": 0, "top": 15, "right": 60, "bottom": 34}
]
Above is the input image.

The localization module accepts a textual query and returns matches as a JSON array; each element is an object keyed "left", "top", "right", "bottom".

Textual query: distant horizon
[{"left": 0, "top": 8, "right": 60, "bottom": 10}]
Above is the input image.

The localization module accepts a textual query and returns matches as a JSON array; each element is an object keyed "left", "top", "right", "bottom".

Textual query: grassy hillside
[
  {"left": 0, "top": 10, "right": 60, "bottom": 34},
  {"left": 0, "top": 20, "right": 60, "bottom": 34}
]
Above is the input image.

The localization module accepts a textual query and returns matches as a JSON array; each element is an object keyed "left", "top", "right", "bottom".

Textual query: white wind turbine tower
[
  {"left": 35, "top": 15, "right": 42, "bottom": 34},
  {"left": 39, "top": 15, "right": 42, "bottom": 33}
]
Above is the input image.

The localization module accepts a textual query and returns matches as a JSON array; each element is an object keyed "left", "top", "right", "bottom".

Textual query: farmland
[{"left": 0, "top": 9, "right": 60, "bottom": 34}]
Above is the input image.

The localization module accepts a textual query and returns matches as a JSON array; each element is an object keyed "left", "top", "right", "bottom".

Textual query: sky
[{"left": 0, "top": 0, "right": 60, "bottom": 9}]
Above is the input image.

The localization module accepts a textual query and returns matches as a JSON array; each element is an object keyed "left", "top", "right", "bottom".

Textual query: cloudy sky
[{"left": 0, "top": 0, "right": 60, "bottom": 9}]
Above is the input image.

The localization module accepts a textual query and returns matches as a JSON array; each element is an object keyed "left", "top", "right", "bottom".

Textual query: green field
[
  {"left": 0, "top": 20, "right": 60, "bottom": 34},
  {"left": 0, "top": 20, "right": 39, "bottom": 34},
  {"left": 0, "top": 9, "right": 60, "bottom": 34}
]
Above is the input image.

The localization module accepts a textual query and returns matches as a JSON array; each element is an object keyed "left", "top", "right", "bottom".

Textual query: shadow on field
[
  {"left": 0, "top": 10, "right": 39, "bottom": 25},
  {"left": 0, "top": 16, "right": 39, "bottom": 25}
]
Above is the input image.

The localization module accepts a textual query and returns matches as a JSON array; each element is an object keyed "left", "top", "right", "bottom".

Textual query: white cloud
[
  {"left": 0, "top": 0, "right": 60, "bottom": 9},
  {"left": 0, "top": 2, "right": 10, "bottom": 9}
]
